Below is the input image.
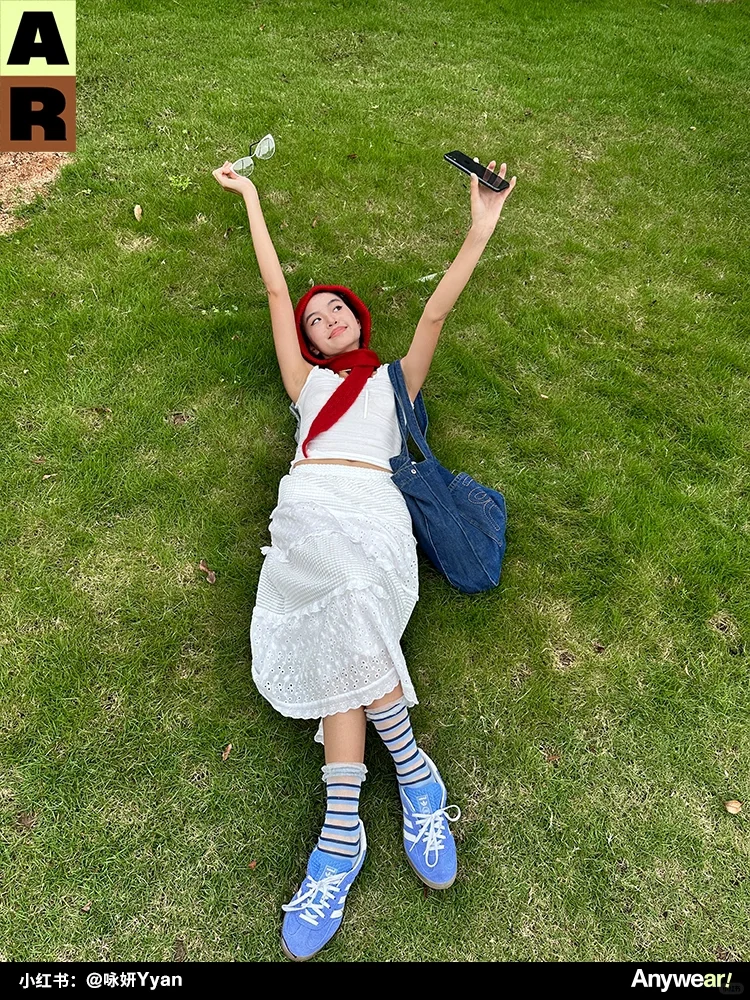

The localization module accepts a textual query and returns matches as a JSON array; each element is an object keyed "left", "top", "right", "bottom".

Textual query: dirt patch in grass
[
  {"left": 709, "top": 612, "right": 740, "bottom": 640},
  {"left": 0, "top": 151, "right": 73, "bottom": 235},
  {"left": 553, "top": 648, "right": 577, "bottom": 671}
]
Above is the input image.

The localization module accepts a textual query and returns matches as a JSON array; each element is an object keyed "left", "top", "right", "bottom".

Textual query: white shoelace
[
  {"left": 282, "top": 871, "right": 347, "bottom": 926},
  {"left": 408, "top": 804, "right": 462, "bottom": 867}
]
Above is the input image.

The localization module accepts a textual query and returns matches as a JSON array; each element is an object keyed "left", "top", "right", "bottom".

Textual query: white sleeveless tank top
[{"left": 288, "top": 363, "right": 405, "bottom": 472}]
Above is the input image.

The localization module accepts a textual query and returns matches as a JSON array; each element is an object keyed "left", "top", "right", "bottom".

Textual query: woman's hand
[
  {"left": 212, "top": 160, "right": 256, "bottom": 197},
  {"left": 469, "top": 160, "right": 516, "bottom": 237}
]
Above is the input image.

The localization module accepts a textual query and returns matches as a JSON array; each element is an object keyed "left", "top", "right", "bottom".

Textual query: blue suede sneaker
[
  {"left": 399, "top": 750, "right": 461, "bottom": 889},
  {"left": 281, "top": 822, "right": 366, "bottom": 961}
]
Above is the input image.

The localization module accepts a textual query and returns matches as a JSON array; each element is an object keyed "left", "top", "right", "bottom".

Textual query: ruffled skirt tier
[{"left": 250, "top": 464, "right": 419, "bottom": 741}]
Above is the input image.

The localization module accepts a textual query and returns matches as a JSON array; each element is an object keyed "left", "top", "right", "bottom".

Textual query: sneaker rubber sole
[{"left": 403, "top": 849, "right": 457, "bottom": 890}]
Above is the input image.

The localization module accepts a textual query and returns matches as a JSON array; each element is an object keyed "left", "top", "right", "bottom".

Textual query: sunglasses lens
[
  {"left": 232, "top": 155, "right": 255, "bottom": 177},
  {"left": 255, "top": 134, "right": 275, "bottom": 159}
]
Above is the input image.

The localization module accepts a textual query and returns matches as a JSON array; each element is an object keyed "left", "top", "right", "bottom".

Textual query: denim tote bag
[{"left": 387, "top": 359, "right": 507, "bottom": 594}]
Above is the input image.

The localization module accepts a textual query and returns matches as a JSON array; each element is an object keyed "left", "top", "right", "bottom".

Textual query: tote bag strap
[{"left": 388, "top": 359, "right": 434, "bottom": 462}]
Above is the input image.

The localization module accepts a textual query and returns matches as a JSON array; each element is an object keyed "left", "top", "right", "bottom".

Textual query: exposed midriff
[{"left": 292, "top": 458, "right": 390, "bottom": 472}]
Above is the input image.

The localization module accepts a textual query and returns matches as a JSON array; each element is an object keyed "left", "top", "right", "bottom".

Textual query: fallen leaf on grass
[
  {"left": 81, "top": 901, "right": 92, "bottom": 913},
  {"left": 173, "top": 939, "right": 187, "bottom": 961},
  {"left": 311, "top": 218, "right": 318, "bottom": 227},
  {"left": 725, "top": 800, "right": 742, "bottom": 815},
  {"left": 249, "top": 860, "right": 257, "bottom": 870},
  {"left": 199, "top": 559, "right": 217, "bottom": 584},
  {"left": 221, "top": 743, "right": 232, "bottom": 761},
  {"left": 41, "top": 473, "right": 57, "bottom": 481},
  {"left": 134, "top": 205, "right": 143, "bottom": 221}
]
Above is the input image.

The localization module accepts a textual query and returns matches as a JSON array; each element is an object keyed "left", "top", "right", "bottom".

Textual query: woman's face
[{"left": 302, "top": 293, "right": 362, "bottom": 359}]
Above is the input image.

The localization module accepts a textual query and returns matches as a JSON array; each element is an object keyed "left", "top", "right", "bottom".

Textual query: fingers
[
  {"left": 502, "top": 176, "right": 517, "bottom": 199},
  {"left": 488, "top": 160, "right": 509, "bottom": 176},
  {"left": 491, "top": 161, "right": 517, "bottom": 193},
  {"left": 212, "top": 161, "right": 240, "bottom": 186}
]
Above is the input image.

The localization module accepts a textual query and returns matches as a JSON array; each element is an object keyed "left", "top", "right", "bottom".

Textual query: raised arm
[
  {"left": 401, "top": 160, "right": 516, "bottom": 402},
  {"left": 212, "top": 162, "right": 311, "bottom": 402}
]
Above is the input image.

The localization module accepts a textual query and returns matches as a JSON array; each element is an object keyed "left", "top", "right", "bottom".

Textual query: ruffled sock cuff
[{"left": 321, "top": 762, "right": 368, "bottom": 783}]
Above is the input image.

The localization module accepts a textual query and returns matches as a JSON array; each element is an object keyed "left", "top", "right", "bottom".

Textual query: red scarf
[{"left": 294, "top": 284, "right": 381, "bottom": 458}]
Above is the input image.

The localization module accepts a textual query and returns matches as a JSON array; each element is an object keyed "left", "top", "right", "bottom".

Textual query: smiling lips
[{"left": 329, "top": 326, "right": 347, "bottom": 339}]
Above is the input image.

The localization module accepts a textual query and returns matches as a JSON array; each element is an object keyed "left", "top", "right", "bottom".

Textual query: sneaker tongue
[
  {"left": 406, "top": 780, "right": 442, "bottom": 815},
  {"left": 307, "top": 848, "right": 354, "bottom": 882}
]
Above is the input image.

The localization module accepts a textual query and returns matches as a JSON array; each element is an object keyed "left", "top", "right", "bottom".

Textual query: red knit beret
[{"left": 294, "top": 284, "right": 372, "bottom": 363}]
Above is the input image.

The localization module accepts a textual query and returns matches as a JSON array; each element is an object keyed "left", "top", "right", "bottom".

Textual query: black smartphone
[{"left": 444, "top": 150, "right": 510, "bottom": 192}]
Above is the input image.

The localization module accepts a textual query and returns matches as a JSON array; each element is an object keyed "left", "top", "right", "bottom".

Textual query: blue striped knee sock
[
  {"left": 365, "top": 698, "right": 432, "bottom": 787},
  {"left": 316, "top": 762, "right": 367, "bottom": 861}
]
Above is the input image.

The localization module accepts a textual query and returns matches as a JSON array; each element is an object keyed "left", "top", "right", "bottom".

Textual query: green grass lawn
[{"left": 1, "top": 0, "right": 749, "bottom": 963}]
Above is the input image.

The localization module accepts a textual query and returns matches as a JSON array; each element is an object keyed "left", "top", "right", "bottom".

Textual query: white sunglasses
[{"left": 232, "top": 134, "right": 275, "bottom": 177}]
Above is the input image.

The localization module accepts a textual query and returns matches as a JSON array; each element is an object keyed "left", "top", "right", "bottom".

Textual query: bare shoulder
[{"left": 286, "top": 360, "right": 315, "bottom": 404}]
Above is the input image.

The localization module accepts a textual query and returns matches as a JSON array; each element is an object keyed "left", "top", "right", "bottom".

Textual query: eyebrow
[{"left": 305, "top": 298, "right": 342, "bottom": 322}]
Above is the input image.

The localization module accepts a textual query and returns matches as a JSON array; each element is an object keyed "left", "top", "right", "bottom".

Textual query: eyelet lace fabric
[{"left": 251, "top": 466, "right": 420, "bottom": 739}]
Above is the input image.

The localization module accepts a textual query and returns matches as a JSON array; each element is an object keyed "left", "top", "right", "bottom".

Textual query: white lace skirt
[{"left": 250, "top": 464, "right": 419, "bottom": 743}]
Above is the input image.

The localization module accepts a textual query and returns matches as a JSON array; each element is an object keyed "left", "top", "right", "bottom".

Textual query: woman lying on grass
[{"left": 212, "top": 155, "right": 516, "bottom": 961}]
